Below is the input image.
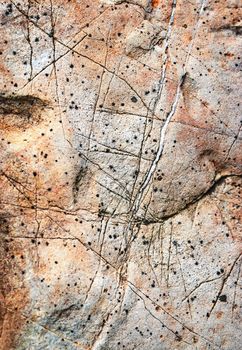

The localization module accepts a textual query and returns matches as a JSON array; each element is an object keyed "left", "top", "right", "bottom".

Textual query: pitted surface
[{"left": 0, "top": 1, "right": 241, "bottom": 349}]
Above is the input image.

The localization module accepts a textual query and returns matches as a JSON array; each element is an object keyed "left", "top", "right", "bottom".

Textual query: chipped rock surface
[{"left": 0, "top": 0, "right": 241, "bottom": 349}]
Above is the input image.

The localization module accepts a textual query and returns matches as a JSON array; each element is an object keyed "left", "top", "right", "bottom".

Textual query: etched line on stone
[{"left": 131, "top": 0, "right": 207, "bottom": 216}]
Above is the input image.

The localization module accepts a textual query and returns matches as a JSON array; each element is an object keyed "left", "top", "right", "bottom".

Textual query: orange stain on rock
[
  {"left": 152, "top": 0, "right": 160, "bottom": 8},
  {"left": 216, "top": 311, "right": 224, "bottom": 319},
  {"left": 0, "top": 238, "right": 30, "bottom": 349}
]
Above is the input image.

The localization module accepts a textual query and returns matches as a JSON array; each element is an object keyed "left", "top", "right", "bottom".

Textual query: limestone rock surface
[{"left": 0, "top": 0, "right": 241, "bottom": 349}]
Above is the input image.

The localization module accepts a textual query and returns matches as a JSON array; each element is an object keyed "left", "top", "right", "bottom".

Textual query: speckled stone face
[{"left": 0, "top": 1, "right": 241, "bottom": 349}]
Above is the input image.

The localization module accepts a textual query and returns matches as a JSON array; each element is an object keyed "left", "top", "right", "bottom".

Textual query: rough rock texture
[{"left": 0, "top": 0, "right": 241, "bottom": 349}]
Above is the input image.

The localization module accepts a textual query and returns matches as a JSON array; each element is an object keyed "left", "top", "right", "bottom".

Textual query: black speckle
[{"left": 219, "top": 295, "right": 227, "bottom": 302}]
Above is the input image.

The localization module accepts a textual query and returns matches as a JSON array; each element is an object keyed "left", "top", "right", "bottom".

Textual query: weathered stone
[
  {"left": 125, "top": 20, "right": 166, "bottom": 57},
  {"left": 0, "top": 0, "right": 241, "bottom": 349}
]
